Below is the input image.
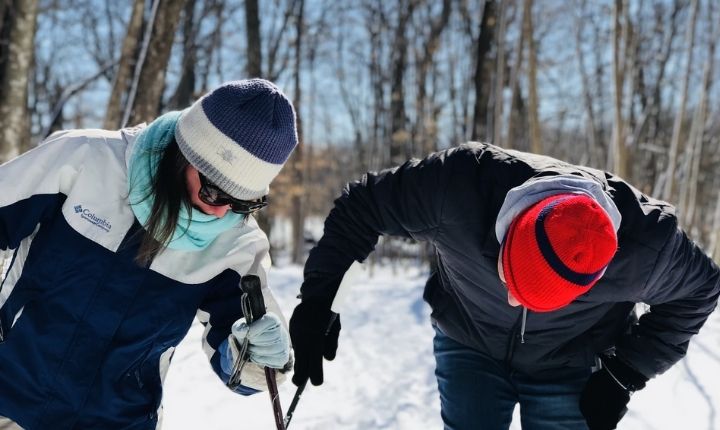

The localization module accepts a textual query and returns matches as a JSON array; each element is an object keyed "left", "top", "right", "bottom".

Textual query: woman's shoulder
[{"left": 39, "top": 127, "right": 130, "bottom": 165}]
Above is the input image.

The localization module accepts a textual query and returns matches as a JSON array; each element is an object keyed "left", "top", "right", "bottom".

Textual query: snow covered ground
[{"left": 163, "top": 263, "right": 720, "bottom": 430}]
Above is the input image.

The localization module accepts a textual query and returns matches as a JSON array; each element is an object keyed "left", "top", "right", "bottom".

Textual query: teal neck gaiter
[{"left": 127, "top": 111, "right": 244, "bottom": 251}]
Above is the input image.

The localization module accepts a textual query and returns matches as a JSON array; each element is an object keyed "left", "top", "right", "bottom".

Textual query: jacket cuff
[{"left": 600, "top": 353, "right": 648, "bottom": 392}]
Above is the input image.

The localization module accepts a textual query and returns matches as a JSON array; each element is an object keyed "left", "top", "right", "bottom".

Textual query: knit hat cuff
[
  {"left": 495, "top": 175, "right": 621, "bottom": 243},
  {"left": 176, "top": 106, "right": 280, "bottom": 200}
]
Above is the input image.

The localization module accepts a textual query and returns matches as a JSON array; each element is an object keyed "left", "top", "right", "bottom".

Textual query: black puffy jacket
[{"left": 300, "top": 142, "right": 720, "bottom": 380}]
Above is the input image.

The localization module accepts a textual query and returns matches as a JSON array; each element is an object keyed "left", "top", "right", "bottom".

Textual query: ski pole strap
[
  {"left": 227, "top": 275, "right": 266, "bottom": 389},
  {"left": 227, "top": 335, "right": 250, "bottom": 389},
  {"left": 228, "top": 275, "right": 287, "bottom": 429}
]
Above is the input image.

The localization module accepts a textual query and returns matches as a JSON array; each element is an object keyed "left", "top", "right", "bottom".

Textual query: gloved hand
[
  {"left": 289, "top": 300, "right": 341, "bottom": 386},
  {"left": 230, "top": 312, "right": 291, "bottom": 369},
  {"left": 580, "top": 354, "right": 648, "bottom": 430}
]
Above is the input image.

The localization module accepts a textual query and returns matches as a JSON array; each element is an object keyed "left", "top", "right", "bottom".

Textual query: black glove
[
  {"left": 289, "top": 300, "right": 341, "bottom": 386},
  {"left": 580, "top": 354, "right": 648, "bottom": 430}
]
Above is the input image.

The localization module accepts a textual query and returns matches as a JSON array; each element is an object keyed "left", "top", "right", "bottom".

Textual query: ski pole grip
[{"left": 241, "top": 275, "right": 266, "bottom": 324}]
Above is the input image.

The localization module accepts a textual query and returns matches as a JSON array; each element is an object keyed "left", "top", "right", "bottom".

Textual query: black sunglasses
[{"left": 197, "top": 172, "right": 268, "bottom": 215}]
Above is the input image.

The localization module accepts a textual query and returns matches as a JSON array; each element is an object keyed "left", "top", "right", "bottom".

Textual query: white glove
[{"left": 231, "top": 312, "right": 291, "bottom": 369}]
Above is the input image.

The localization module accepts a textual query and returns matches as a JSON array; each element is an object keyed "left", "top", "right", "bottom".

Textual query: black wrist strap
[{"left": 599, "top": 354, "right": 647, "bottom": 393}]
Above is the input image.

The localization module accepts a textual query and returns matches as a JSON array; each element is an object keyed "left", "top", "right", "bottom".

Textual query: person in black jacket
[{"left": 288, "top": 142, "right": 720, "bottom": 430}]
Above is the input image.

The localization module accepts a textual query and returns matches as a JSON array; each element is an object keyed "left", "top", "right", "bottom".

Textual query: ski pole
[
  {"left": 283, "top": 313, "right": 337, "bottom": 429},
  {"left": 284, "top": 262, "right": 359, "bottom": 429},
  {"left": 229, "top": 275, "right": 286, "bottom": 430}
]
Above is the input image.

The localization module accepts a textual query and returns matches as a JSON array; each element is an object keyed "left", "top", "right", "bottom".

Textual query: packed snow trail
[{"left": 163, "top": 263, "right": 720, "bottom": 430}]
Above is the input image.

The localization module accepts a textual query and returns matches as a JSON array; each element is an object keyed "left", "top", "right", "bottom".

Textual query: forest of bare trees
[{"left": 0, "top": 0, "right": 718, "bottom": 262}]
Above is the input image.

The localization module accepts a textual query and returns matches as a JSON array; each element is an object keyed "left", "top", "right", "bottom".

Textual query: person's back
[
  {"left": 289, "top": 142, "right": 720, "bottom": 429},
  {"left": 421, "top": 143, "right": 679, "bottom": 378}
]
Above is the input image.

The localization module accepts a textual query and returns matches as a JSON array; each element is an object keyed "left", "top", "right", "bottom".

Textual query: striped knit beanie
[
  {"left": 175, "top": 79, "right": 298, "bottom": 200},
  {"left": 501, "top": 193, "right": 618, "bottom": 312}
]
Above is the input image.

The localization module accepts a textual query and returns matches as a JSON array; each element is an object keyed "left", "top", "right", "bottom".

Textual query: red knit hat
[{"left": 501, "top": 193, "right": 618, "bottom": 312}]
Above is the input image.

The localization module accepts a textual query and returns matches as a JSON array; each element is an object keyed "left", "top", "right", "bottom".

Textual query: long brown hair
[{"left": 135, "top": 138, "right": 193, "bottom": 265}]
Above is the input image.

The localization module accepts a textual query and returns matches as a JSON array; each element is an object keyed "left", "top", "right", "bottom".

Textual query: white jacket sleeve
[
  {"left": 195, "top": 225, "right": 289, "bottom": 394},
  {"left": 0, "top": 130, "right": 88, "bottom": 250}
]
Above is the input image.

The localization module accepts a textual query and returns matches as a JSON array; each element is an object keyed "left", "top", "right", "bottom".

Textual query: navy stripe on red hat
[{"left": 535, "top": 197, "right": 607, "bottom": 286}]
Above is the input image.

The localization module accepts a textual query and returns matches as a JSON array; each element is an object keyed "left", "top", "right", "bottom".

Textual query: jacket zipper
[
  {"left": 0, "top": 248, "right": 20, "bottom": 344},
  {"left": 504, "top": 307, "right": 528, "bottom": 365}
]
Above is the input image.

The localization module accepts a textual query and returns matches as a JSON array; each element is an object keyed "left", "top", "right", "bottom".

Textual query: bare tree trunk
[
  {"left": 389, "top": 0, "right": 415, "bottom": 165},
  {"left": 0, "top": 0, "right": 38, "bottom": 161},
  {"left": 621, "top": 1, "right": 638, "bottom": 180},
  {"left": 645, "top": 0, "right": 684, "bottom": 196},
  {"left": 104, "top": 0, "right": 145, "bottom": 130},
  {"left": 167, "top": 0, "right": 198, "bottom": 110},
  {"left": 492, "top": 0, "right": 507, "bottom": 146},
  {"left": 126, "top": 0, "right": 186, "bottom": 126},
  {"left": 662, "top": 0, "right": 698, "bottom": 202},
  {"left": 198, "top": 2, "right": 225, "bottom": 92},
  {"left": 245, "top": 0, "right": 261, "bottom": 78},
  {"left": 0, "top": 2, "right": 7, "bottom": 36},
  {"left": 506, "top": 0, "right": 530, "bottom": 149},
  {"left": 264, "top": 1, "right": 295, "bottom": 82},
  {"left": 366, "top": 1, "right": 388, "bottom": 171},
  {"left": 335, "top": 33, "right": 366, "bottom": 172},
  {"left": 711, "top": 180, "right": 720, "bottom": 262},
  {"left": 525, "top": 0, "right": 540, "bottom": 154},
  {"left": 471, "top": 0, "right": 496, "bottom": 141},
  {"left": 610, "top": 0, "right": 628, "bottom": 178},
  {"left": 682, "top": 3, "right": 715, "bottom": 228},
  {"left": 591, "top": 15, "right": 608, "bottom": 165},
  {"left": 290, "top": 0, "right": 305, "bottom": 264},
  {"left": 413, "top": 0, "right": 451, "bottom": 155},
  {"left": 449, "top": 46, "right": 462, "bottom": 144},
  {"left": 236, "top": 0, "right": 272, "bottom": 246}
]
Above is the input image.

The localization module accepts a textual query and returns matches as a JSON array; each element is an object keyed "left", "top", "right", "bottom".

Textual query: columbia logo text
[{"left": 75, "top": 206, "right": 112, "bottom": 232}]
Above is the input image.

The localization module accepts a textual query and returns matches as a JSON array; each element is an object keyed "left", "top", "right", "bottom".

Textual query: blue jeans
[{"left": 433, "top": 327, "right": 591, "bottom": 430}]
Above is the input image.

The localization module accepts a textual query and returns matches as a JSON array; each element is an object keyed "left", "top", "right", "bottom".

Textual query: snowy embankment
[{"left": 163, "top": 263, "right": 720, "bottom": 430}]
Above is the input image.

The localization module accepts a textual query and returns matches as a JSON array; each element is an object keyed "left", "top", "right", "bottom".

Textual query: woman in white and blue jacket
[{"left": 0, "top": 79, "right": 297, "bottom": 429}]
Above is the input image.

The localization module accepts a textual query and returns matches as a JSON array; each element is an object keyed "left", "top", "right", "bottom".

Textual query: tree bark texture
[
  {"left": 662, "top": 0, "right": 698, "bottom": 202},
  {"left": 167, "top": 0, "right": 198, "bottom": 110},
  {"left": 245, "top": 0, "right": 262, "bottom": 78},
  {"left": 0, "top": 0, "right": 38, "bottom": 162},
  {"left": 290, "top": 0, "right": 305, "bottom": 264},
  {"left": 127, "top": 0, "right": 185, "bottom": 126},
  {"left": 389, "top": 0, "right": 415, "bottom": 166},
  {"left": 104, "top": 0, "right": 145, "bottom": 130},
  {"left": 469, "top": 0, "right": 495, "bottom": 142}
]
